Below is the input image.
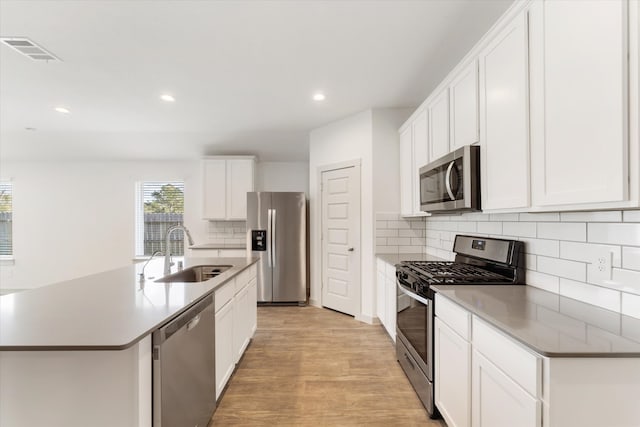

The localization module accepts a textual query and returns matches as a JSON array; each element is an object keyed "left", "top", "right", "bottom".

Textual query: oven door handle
[{"left": 397, "top": 280, "right": 431, "bottom": 305}]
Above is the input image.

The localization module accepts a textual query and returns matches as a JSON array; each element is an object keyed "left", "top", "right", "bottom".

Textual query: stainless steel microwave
[{"left": 419, "top": 145, "right": 480, "bottom": 213}]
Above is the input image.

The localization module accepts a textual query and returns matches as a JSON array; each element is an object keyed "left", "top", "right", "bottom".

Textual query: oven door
[
  {"left": 419, "top": 145, "right": 479, "bottom": 213},
  {"left": 396, "top": 281, "right": 433, "bottom": 381}
]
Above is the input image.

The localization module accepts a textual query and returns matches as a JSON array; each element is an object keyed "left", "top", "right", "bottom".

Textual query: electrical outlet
[{"left": 591, "top": 250, "right": 613, "bottom": 282}]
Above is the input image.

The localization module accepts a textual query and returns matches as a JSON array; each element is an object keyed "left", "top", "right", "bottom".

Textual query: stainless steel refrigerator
[{"left": 246, "top": 192, "right": 307, "bottom": 304}]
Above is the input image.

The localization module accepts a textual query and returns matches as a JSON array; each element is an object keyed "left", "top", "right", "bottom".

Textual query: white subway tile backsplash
[
  {"left": 559, "top": 278, "right": 621, "bottom": 312},
  {"left": 622, "top": 247, "right": 640, "bottom": 271},
  {"left": 207, "top": 220, "right": 246, "bottom": 245},
  {"left": 623, "top": 210, "right": 640, "bottom": 222},
  {"left": 525, "top": 254, "right": 537, "bottom": 270},
  {"left": 588, "top": 223, "right": 640, "bottom": 246},
  {"left": 519, "top": 212, "right": 560, "bottom": 222},
  {"left": 610, "top": 269, "right": 640, "bottom": 295},
  {"left": 387, "top": 237, "right": 411, "bottom": 246},
  {"left": 621, "top": 293, "right": 640, "bottom": 319},
  {"left": 399, "top": 228, "right": 425, "bottom": 238},
  {"left": 503, "top": 222, "right": 536, "bottom": 237},
  {"left": 377, "top": 229, "right": 399, "bottom": 237},
  {"left": 489, "top": 213, "right": 519, "bottom": 222},
  {"left": 411, "top": 221, "right": 426, "bottom": 229},
  {"left": 457, "top": 222, "right": 477, "bottom": 233},
  {"left": 376, "top": 245, "right": 399, "bottom": 254},
  {"left": 518, "top": 237, "right": 560, "bottom": 257},
  {"left": 388, "top": 220, "right": 411, "bottom": 229},
  {"left": 376, "top": 213, "right": 425, "bottom": 255},
  {"left": 560, "top": 241, "right": 622, "bottom": 267},
  {"left": 375, "top": 221, "right": 388, "bottom": 229},
  {"left": 477, "top": 222, "right": 502, "bottom": 234},
  {"left": 538, "top": 222, "right": 586, "bottom": 242},
  {"left": 561, "top": 211, "right": 622, "bottom": 222},
  {"left": 426, "top": 237, "right": 440, "bottom": 247},
  {"left": 538, "top": 256, "right": 586, "bottom": 282},
  {"left": 526, "top": 270, "right": 560, "bottom": 293},
  {"left": 460, "top": 212, "right": 490, "bottom": 221},
  {"left": 424, "top": 208, "right": 640, "bottom": 315}
]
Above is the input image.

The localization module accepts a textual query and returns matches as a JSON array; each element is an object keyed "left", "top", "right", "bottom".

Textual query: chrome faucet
[
  {"left": 164, "top": 225, "right": 195, "bottom": 275},
  {"left": 139, "top": 250, "right": 163, "bottom": 282}
]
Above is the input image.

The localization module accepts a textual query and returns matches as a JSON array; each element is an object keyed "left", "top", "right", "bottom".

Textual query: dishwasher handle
[{"left": 156, "top": 294, "right": 214, "bottom": 343}]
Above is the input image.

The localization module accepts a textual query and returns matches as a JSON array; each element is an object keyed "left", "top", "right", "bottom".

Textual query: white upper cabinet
[
  {"left": 479, "top": 10, "right": 530, "bottom": 211},
  {"left": 450, "top": 60, "right": 480, "bottom": 151},
  {"left": 202, "top": 157, "right": 255, "bottom": 220},
  {"left": 399, "top": 126, "right": 414, "bottom": 216},
  {"left": 529, "top": 0, "right": 628, "bottom": 207},
  {"left": 429, "top": 89, "right": 450, "bottom": 161},
  {"left": 400, "top": 112, "right": 428, "bottom": 217},
  {"left": 203, "top": 159, "right": 227, "bottom": 220},
  {"left": 226, "top": 159, "right": 254, "bottom": 220},
  {"left": 412, "top": 110, "right": 429, "bottom": 213}
]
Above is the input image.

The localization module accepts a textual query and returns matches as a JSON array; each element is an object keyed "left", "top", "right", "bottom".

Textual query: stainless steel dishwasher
[{"left": 153, "top": 294, "right": 215, "bottom": 427}]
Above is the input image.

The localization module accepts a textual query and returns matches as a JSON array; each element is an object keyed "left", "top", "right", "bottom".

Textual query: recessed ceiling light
[
  {"left": 54, "top": 107, "right": 70, "bottom": 114},
  {"left": 160, "top": 94, "right": 175, "bottom": 102},
  {"left": 312, "top": 92, "right": 326, "bottom": 102}
]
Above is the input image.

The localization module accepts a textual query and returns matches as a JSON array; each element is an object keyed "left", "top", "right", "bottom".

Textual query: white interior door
[{"left": 321, "top": 166, "right": 360, "bottom": 316}]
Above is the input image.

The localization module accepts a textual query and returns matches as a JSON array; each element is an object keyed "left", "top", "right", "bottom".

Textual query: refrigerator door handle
[
  {"left": 272, "top": 209, "right": 277, "bottom": 266},
  {"left": 267, "top": 208, "right": 273, "bottom": 267}
]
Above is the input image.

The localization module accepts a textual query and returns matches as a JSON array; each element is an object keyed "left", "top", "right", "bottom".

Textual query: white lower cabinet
[
  {"left": 233, "top": 282, "right": 250, "bottom": 362},
  {"left": 376, "top": 257, "right": 398, "bottom": 341},
  {"left": 435, "top": 293, "right": 540, "bottom": 427},
  {"left": 214, "top": 264, "right": 257, "bottom": 400},
  {"left": 434, "top": 318, "right": 471, "bottom": 427},
  {"left": 472, "top": 350, "right": 541, "bottom": 427},
  {"left": 215, "top": 300, "right": 234, "bottom": 399}
]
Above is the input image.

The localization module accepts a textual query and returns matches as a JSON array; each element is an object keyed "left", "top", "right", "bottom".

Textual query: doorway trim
[{"left": 315, "top": 159, "right": 362, "bottom": 320}]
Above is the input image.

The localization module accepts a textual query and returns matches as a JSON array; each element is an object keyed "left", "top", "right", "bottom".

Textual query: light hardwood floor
[{"left": 210, "top": 306, "right": 445, "bottom": 426}]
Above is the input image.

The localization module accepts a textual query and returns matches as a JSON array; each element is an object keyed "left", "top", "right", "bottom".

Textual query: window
[
  {"left": 0, "top": 182, "right": 12, "bottom": 257},
  {"left": 135, "top": 181, "right": 185, "bottom": 257}
]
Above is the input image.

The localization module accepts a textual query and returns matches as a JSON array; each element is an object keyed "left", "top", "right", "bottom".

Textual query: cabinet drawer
[
  {"left": 472, "top": 316, "right": 541, "bottom": 397},
  {"left": 215, "top": 279, "right": 235, "bottom": 312},
  {"left": 234, "top": 264, "right": 257, "bottom": 294},
  {"left": 435, "top": 294, "right": 471, "bottom": 340}
]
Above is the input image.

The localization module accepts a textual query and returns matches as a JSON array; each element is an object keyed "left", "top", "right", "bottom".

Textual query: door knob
[{"left": 348, "top": 247, "right": 354, "bottom": 252}]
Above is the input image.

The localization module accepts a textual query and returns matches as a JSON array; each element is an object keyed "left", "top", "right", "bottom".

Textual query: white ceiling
[{"left": 0, "top": 0, "right": 512, "bottom": 162}]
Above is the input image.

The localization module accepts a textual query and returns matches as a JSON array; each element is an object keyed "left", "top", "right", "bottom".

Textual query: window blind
[
  {"left": 135, "top": 181, "right": 185, "bottom": 257},
  {"left": 0, "top": 182, "right": 12, "bottom": 256}
]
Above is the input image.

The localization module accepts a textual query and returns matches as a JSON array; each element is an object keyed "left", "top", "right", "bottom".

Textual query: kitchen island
[{"left": 0, "top": 256, "right": 258, "bottom": 427}]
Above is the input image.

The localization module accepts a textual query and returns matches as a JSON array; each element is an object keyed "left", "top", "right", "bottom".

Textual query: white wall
[
  {"left": 424, "top": 211, "right": 640, "bottom": 319},
  {"left": 256, "top": 161, "right": 309, "bottom": 195},
  {"left": 0, "top": 159, "right": 208, "bottom": 290},
  {"left": 309, "top": 109, "right": 409, "bottom": 322}
]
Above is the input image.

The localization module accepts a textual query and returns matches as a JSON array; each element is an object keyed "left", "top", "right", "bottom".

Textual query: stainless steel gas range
[{"left": 395, "top": 235, "right": 525, "bottom": 418}]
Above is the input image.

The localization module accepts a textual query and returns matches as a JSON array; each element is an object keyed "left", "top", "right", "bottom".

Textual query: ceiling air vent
[{"left": 0, "top": 37, "right": 61, "bottom": 62}]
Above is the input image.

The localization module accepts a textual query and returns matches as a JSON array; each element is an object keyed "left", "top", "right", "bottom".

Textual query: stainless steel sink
[{"left": 155, "top": 265, "right": 232, "bottom": 283}]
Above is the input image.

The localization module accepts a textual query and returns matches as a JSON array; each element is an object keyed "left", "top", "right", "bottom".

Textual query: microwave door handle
[{"left": 445, "top": 161, "right": 456, "bottom": 201}]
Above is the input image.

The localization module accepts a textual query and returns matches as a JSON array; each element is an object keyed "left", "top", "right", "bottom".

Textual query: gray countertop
[
  {"left": 0, "top": 257, "right": 258, "bottom": 351},
  {"left": 190, "top": 243, "right": 246, "bottom": 250},
  {"left": 376, "top": 253, "right": 445, "bottom": 265},
  {"left": 433, "top": 284, "right": 640, "bottom": 357}
]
